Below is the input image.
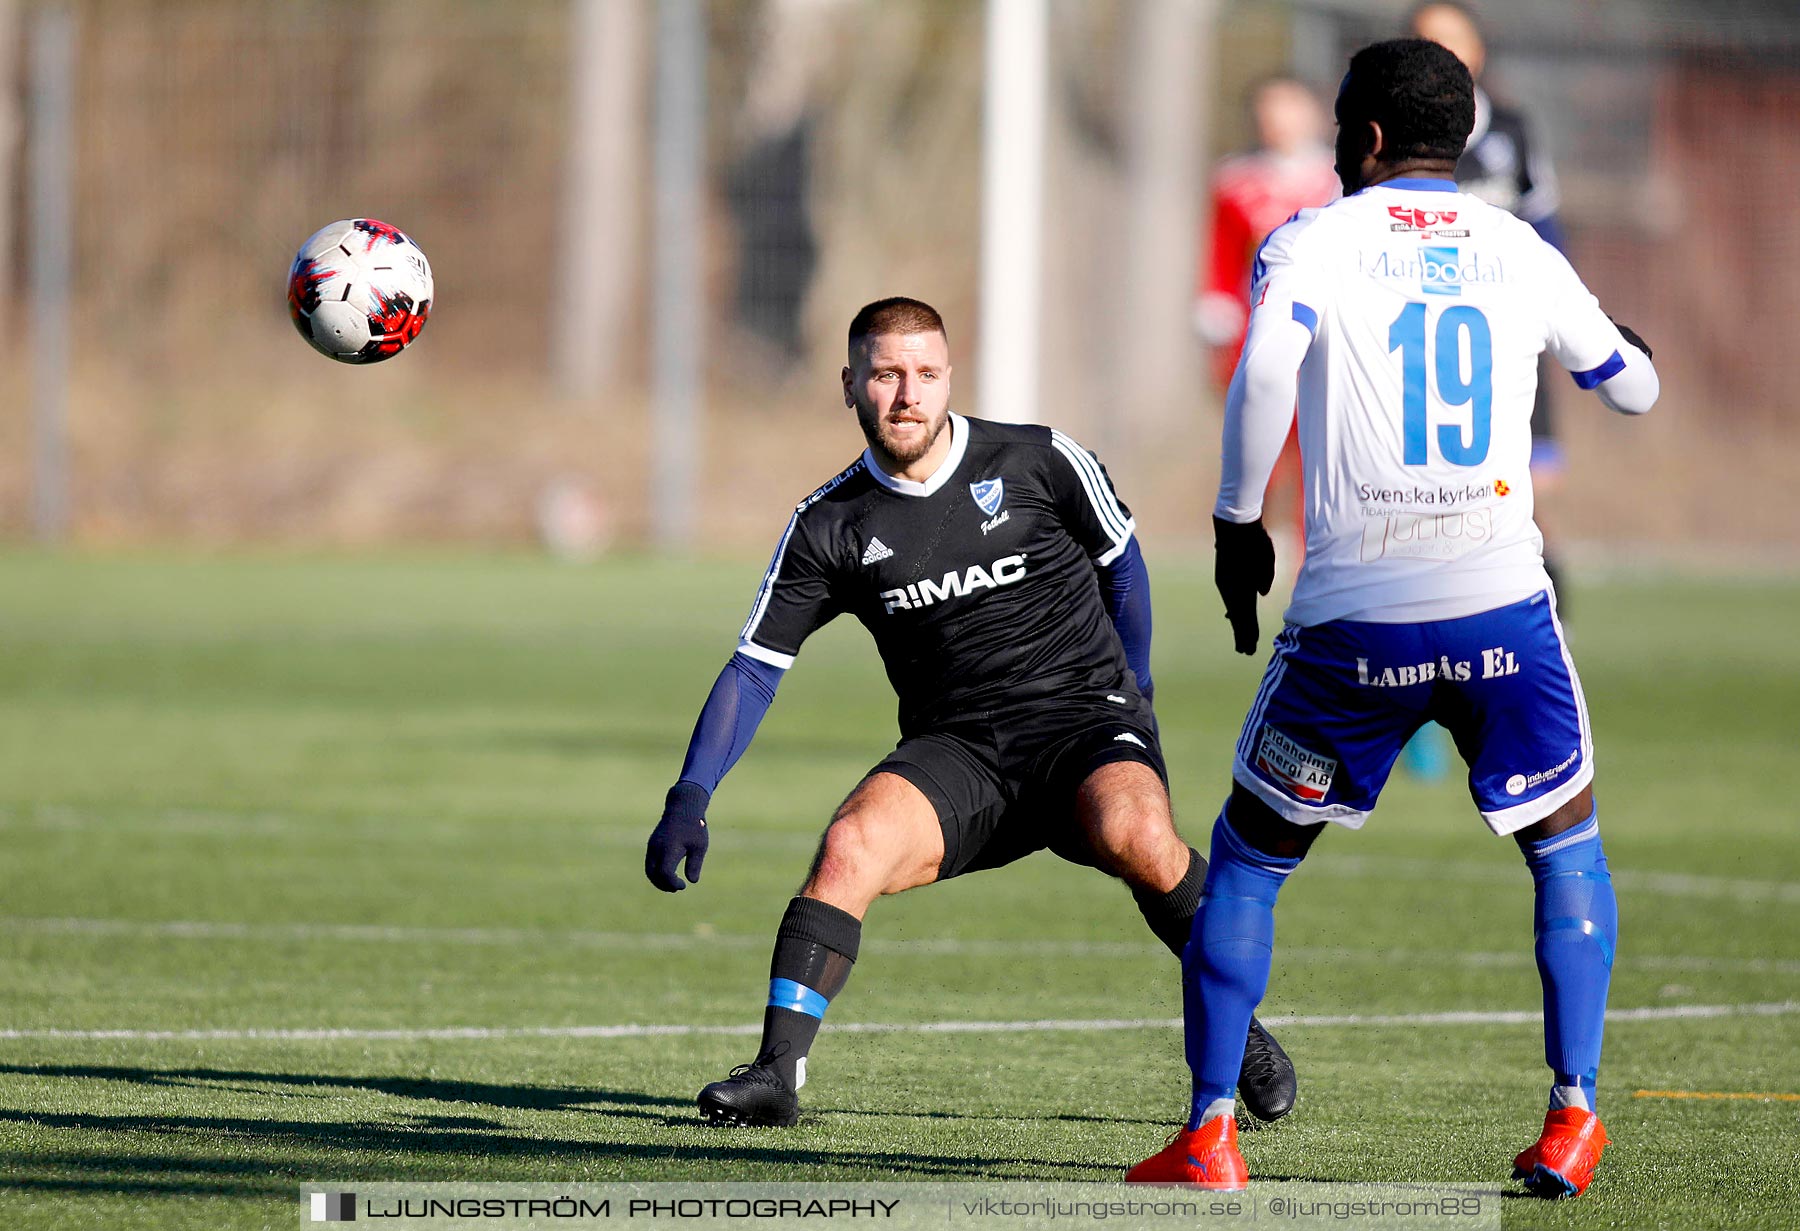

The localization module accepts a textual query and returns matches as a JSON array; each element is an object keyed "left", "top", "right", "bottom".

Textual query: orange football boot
[
  {"left": 1512, "top": 1107, "right": 1608, "bottom": 1198},
  {"left": 1126, "top": 1116, "right": 1249, "bottom": 1190}
]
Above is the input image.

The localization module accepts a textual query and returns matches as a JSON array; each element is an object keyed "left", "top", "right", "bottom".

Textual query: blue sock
[
  {"left": 1183, "top": 810, "right": 1301, "bottom": 1128},
  {"left": 1521, "top": 809, "right": 1616, "bottom": 1116}
]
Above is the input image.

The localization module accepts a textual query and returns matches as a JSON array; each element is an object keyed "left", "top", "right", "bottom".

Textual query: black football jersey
[
  {"left": 1455, "top": 87, "right": 1559, "bottom": 226},
  {"left": 737, "top": 414, "right": 1139, "bottom": 735}
]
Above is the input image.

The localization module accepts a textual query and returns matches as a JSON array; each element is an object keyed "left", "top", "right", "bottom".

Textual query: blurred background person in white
[
  {"left": 1411, "top": 1, "right": 1572, "bottom": 603},
  {"left": 1401, "top": 1, "right": 1577, "bottom": 782}
]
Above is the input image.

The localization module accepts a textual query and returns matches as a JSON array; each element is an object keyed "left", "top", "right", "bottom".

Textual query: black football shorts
[{"left": 868, "top": 689, "right": 1167, "bottom": 880}]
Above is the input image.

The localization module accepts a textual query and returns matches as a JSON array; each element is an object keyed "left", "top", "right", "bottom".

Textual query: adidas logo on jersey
[
  {"left": 861, "top": 538, "right": 894, "bottom": 565},
  {"left": 880, "top": 555, "right": 1027, "bottom": 614}
]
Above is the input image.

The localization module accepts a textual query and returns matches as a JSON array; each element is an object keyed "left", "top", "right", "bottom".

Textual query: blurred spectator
[
  {"left": 1411, "top": 1, "right": 1571, "bottom": 599},
  {"left": 1401, "top": 2, "right": 1577, "bottom": 783},
  {"left": 725, "top": 119, "right": 816, "bottom": 366},
  {"left": 536, "top": 476, "right": 613, "bottom": 562},
  {"left": 1196, "top": 76, "right": 1338, "bottom": 567},
  {"left": 1196, "top": 77, "right": 1339, "bottom": 388},
  {"left": 724, "top": 0, "right": 836, "bottom": 368}
]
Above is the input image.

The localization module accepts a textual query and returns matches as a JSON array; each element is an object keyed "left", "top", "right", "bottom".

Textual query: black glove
[
  {"left": 1214, "top": 516, "right": 1275, "bottom": 656},
  {"left": 1608, "top": 317, "right": 1653, "bottom": 361},
  {"left": 646, "top": 781, "right": 710, "bottom": 892}
]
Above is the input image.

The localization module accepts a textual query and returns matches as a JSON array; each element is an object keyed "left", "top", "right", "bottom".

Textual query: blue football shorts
[{"left": 1233, "top": 590, "right": 1592, "bottom": 835}]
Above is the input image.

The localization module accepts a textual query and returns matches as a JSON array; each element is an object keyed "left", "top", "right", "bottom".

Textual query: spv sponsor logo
[
  {"left": 1387, "top": 205, "right": 1468, "bottom": 235},
  {"left": 1389, "top": 205, "right": 1456, "bottom": 229},
  {"left": 880, "top": 556, "right": 1027, "bottom": 614}
]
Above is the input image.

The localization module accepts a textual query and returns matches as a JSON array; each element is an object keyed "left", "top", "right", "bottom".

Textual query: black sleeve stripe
[
  {"left": 1049, "top": 430, "right": 1131, "bottom": 544},
  {"left": 738, "top": 510, "right": 801, "bottom": 648}
]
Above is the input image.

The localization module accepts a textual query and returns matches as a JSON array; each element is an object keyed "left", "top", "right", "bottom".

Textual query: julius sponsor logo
[
  {"left": 1360, "top": 507, "right": 1494, "bottom": 563},
  {"left": 880, "top": 555, "right": 1027, "bottom": 613},
  {"left": 1506, "top": 747, "right": 1580, "bottom": 796},
  {"left": 1255, "top": 726, "right": 1336, "bottom": 803}
]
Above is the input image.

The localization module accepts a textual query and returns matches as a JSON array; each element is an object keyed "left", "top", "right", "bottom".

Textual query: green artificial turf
[{"left": 0, "top": 551, "right": 1794, "bottom": 1229}]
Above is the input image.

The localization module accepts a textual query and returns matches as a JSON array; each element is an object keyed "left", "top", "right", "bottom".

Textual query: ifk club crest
[{"left": 969, "top": 478, "right": 1005, "bottom": 517}]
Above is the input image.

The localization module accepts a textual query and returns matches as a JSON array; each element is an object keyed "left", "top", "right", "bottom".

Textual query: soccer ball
[{"left": 286, "top": 218, "right": 433, "bottom": 363}]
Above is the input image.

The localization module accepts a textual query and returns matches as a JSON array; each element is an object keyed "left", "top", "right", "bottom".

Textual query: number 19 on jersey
[{"left": 1388, "top": 302, "right": 1494, "bottom": 468}]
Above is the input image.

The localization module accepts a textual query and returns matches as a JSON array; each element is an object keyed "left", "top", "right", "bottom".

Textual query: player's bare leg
[
  {"left": 1508, "top": 783, "right": 1614, "bottom": 1197},
  {"left": 1072, "top": 761, "right": 1191, "bottom": 893},
  {"left": 1073, "top": 763, "right": 1299, "bottom": 1122},
  {"left": 800, "top": 772, "right": 945, "bottom": 916},
  {"left": 697, "top": 773, "right": 942, "bottom": 1126},
  {"left": 1513, "top": 784, "right": 1595, "bottom": 845}
]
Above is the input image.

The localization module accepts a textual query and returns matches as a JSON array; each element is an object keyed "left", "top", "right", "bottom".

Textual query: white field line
[
  {"left": 1312, "top": 855, "right": 1800, "bottom": 905},
  {"left": 1, "top": 1001, "right": 1794, "bottom": 1043},
  {"left": 0, "top": 916, "right": 773, "bottom": 952},
  {"left": 3, "top": 916, "right": 1796, "bottom": 977},
  {"left": 4, "top": 807, "right": 1796, "bottom": 904},
  {"left": 0, "top": 807, "right": 819, "bottom": 851}
]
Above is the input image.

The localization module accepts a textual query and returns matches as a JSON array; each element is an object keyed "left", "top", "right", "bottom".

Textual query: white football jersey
[{"left": 1226, "top": 179, "right": 1640, "bottom": 626}]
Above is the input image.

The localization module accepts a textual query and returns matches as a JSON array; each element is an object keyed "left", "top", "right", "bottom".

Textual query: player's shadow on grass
[
  {"left": 8, "top": 1063, "right": 1163, "bottom": 1135},
  {"left": 0, "top": 1109, "right": 1091, "bottom": 1196},
  {"left": 0, "top": 1063, "right": 684, "bottom": 1121},
  {"left": 807, "top": 1103, "right": 1170, "bottom": 1128},
  {"left": 0, "top": 1066, "right": 1100, "bottom": 1191}
]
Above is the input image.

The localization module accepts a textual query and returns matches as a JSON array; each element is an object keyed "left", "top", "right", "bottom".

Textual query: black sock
[
  {"left": 1132, "top": 845, "right": 1206, "bottom": 958},
  {"left": 757, "top": 896, "right": 861, "bottom": 1090}
]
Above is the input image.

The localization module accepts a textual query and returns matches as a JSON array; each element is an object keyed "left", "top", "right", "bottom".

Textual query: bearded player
[
  {"left": 645, "top": 297, "right": 1296, "bottom": 1128},
  {"left": 1126, "top": 41, "right": 1656, "bottom": 1196}
]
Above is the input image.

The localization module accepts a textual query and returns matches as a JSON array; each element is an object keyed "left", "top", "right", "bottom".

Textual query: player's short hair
[
  {"left": 848, "top": 297, "right": 947, "bottom": 355},
  {"left": 1337, "top": 38, "right": 1475, "bottom": 164}
]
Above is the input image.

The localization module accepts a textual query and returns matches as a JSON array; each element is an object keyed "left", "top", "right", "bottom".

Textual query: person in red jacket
[
  {"left": 1197, "top": 78, "right": 1339, "bottom": 569},
  {"left": 1196, "top": 76, "right": 1340, "bottom": 391}
]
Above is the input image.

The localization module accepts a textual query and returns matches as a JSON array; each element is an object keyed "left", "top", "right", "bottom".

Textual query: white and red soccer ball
[{"left": 287, "top": 218, "right": 433, "bottom": 363}]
